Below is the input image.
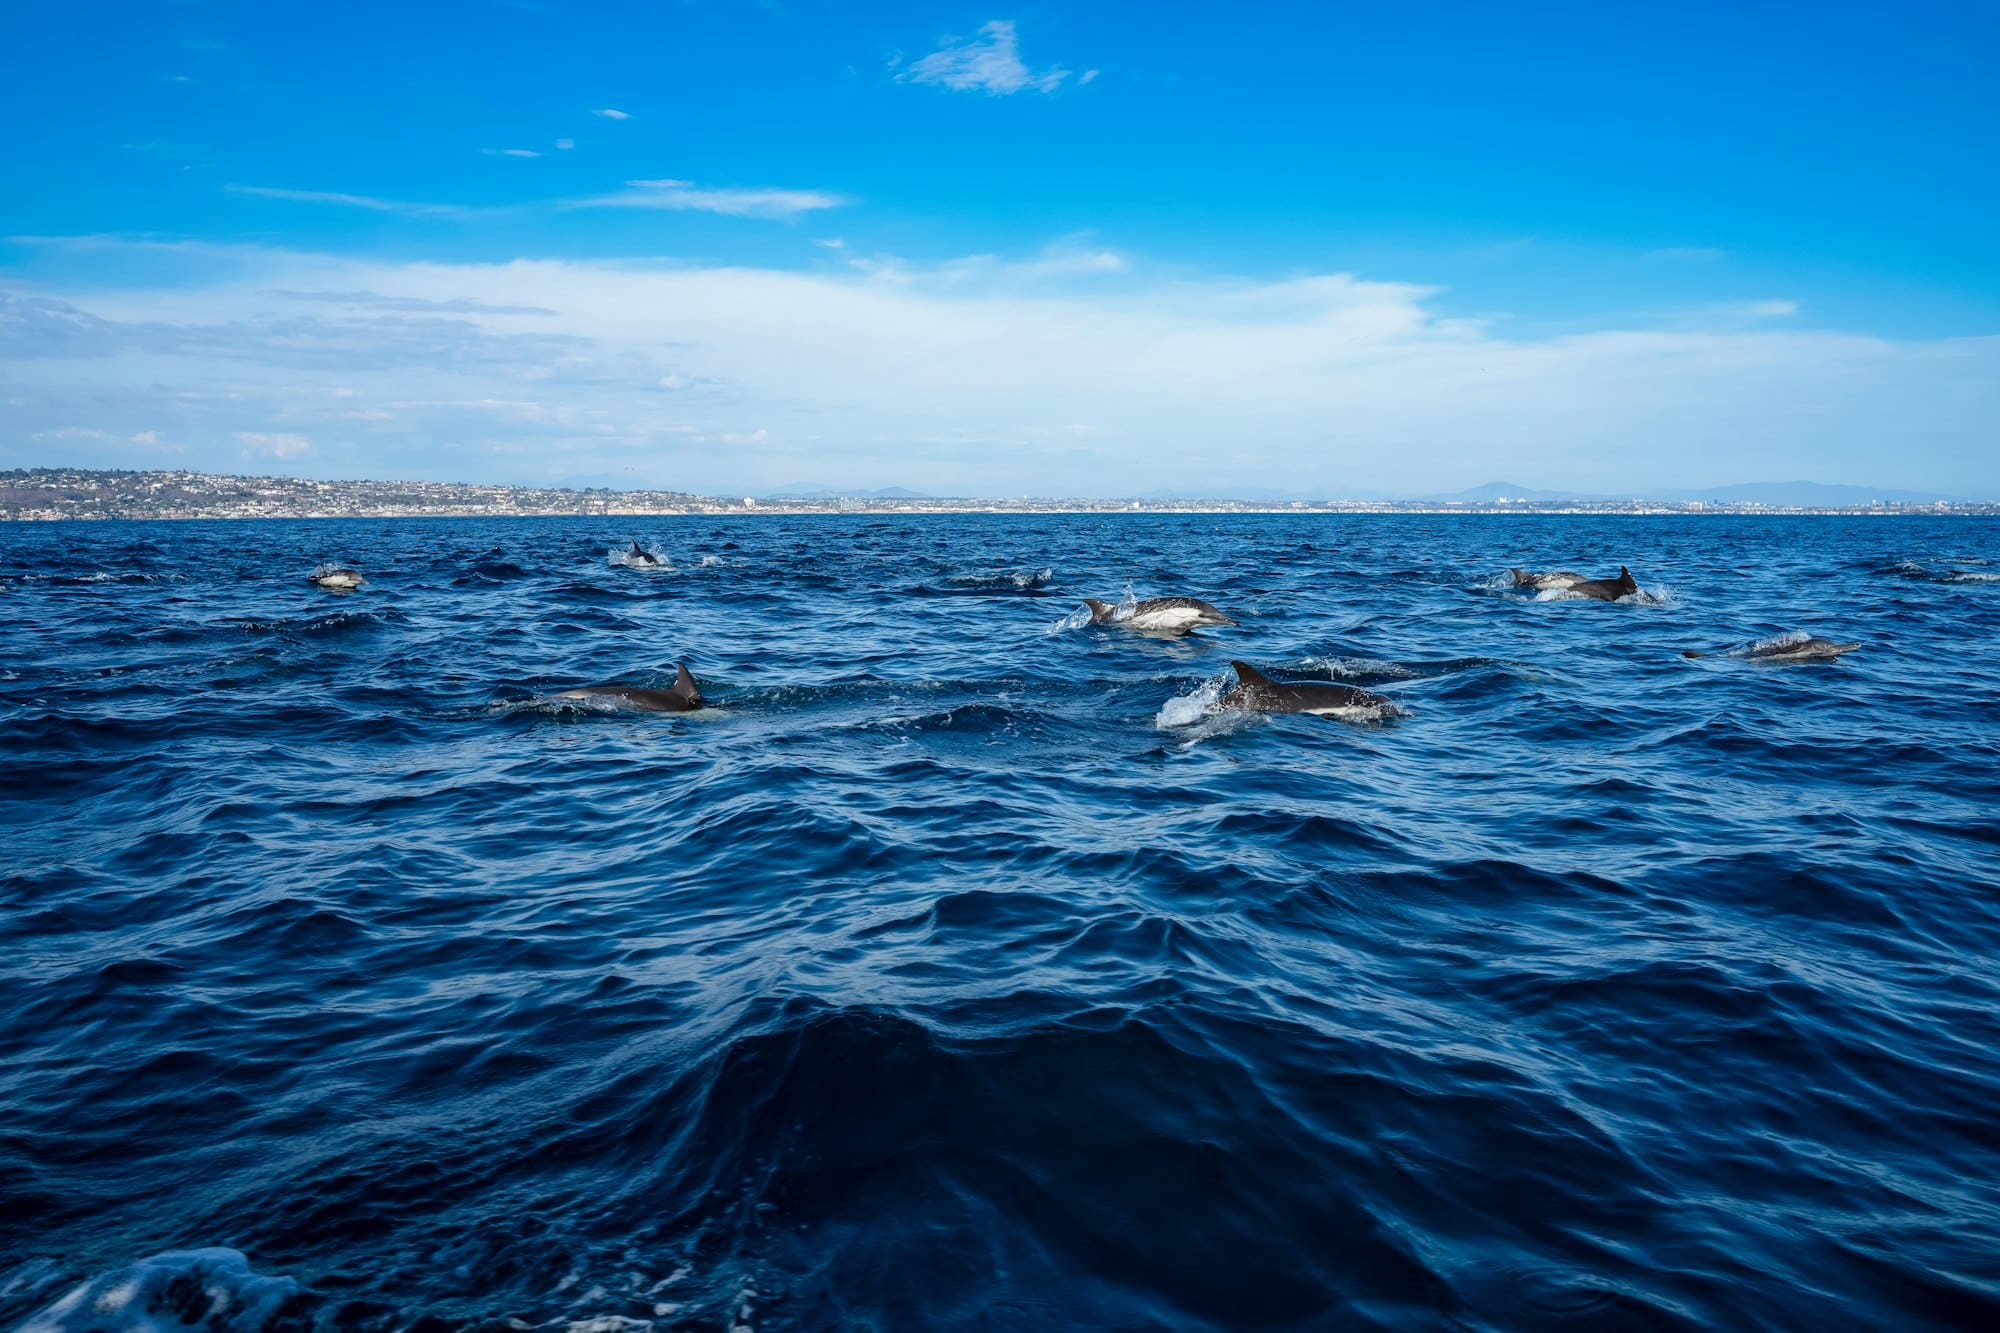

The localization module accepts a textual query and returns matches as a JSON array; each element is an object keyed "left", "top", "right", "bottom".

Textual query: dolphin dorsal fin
[
  {"left": 1231, "top": 660, "right": 1273, "bottom": 687},
  {"left": 671, "top": 663, "right": 700, "bottom": 703},
  {"left": 1082, "top": 598, "right": 1113, "bottom": 617}
]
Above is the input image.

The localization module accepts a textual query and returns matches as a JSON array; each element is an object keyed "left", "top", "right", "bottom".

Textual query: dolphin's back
[
  {"left": 1746, "top": 637, "right": 1861, "bottom": 661},
  {"left": 1225, "top": 660, "right": 1401, "bottom": 718},
  {"left": 1126, "top": 597, "right": 1236, "bottom": 630},
  {"left": 1082, "top": 595, "right": 1235, "bottom": 631},
  {"left": 1567, "top": 565, "right": 1638, "bottom": 601},
  {"left": 556, "top": 662, "right": 703, "bottom": 713}
]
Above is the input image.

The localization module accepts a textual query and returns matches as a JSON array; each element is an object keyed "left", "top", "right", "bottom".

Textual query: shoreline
[
  {"left": 5, "top": 504, "right": 1995, "bottom": 521},
  {"left": 4, "top": 468, "right": 1992, "bottom": 521}
]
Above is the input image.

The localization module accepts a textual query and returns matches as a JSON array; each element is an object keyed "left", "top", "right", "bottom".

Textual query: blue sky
[{"left": 3, "top": 1, "right": 1995, "bottom": 496}]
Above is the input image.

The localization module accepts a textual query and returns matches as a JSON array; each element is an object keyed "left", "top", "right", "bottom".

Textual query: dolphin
[
  {"left": 1510, "top": 567, "right": 1584, "bottom": 592},
  {"left": 309, "top": 564, "right": 364, "bottom": 591},
  {"left": 626, "top": 541, "right": 662, "bottom": 567},
  {"left": 1222, "top": 660, "right": 1406, "bottom": 719},
  {"left": 1560, "top": 566, "right": 1639, "bottom": 602},
  {"left": 1684, "top": 636, "right": 1861, "bottom": 663},
  {"left": 1081, "top": 596, "right": 1238, "bottom": 634},
  {"left": 555, "top": 663, "right": 704, "bottom": 713}
]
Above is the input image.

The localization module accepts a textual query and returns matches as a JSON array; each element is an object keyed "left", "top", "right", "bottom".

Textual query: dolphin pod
[
  {"left": 1081, "top": 596, "right": 1237, "bottom": 634},
  {"left": 291, "top": 543, "right": 1863, "bottom": 728}
]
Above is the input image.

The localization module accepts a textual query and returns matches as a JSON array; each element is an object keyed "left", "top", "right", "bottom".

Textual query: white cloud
[
  {"left": 900, "top": 20, "right": 1069, "bottom": 95},
  {"left": 1078, "top": 69, "right": 1099, "bottom": 86},
  {"left": 234, "top": 431, "right": 312, "bottom": 458},
  {"left": 845, "top": 239, "right": 1127, "bottom": 285},
  {"left": 231, "top": 177, "right": 846, "bottom": 223},
  {"left": 488, "top": 148, "right": 542, "bottom": 158},
  {"left": 591, "top": 108, "right": 631, "bottom": 120},
  {"left": 555, "top": 138, "right": 574, "bottom": 150},
  {"left": 6, "top": 240, "right": 1995, "bottom": 497},
  {"left": 228, "top": 185, "right": 468, "bottom": 219},
  {"left": 569, "top": 179, "right": 849, "bottom": 220}
]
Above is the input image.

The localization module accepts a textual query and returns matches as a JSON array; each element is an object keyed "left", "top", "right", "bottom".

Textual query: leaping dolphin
[
  {"left": 1222, "top": 661, "right": 1406, "bottom": 720},
  {"left": 310, "top": 564, "right": 364, "bottom": 591},
  {"left": 1081, "top": 596, "right": 1238, "bottom": 634},
  {"left": 555, "top": 663, "right": 704, "bottom": 712},
  {"left": 1560, "top": 566, "right": 1639, "bottom": 602},
  {"left": 1684, "top": 636, "right": 1861, "bottom": 663},
  {"left": 625, "top": 541, "right": 662, "bottom": 567}
]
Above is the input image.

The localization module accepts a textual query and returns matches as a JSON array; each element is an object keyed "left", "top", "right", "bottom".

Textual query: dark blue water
[{"left": 4, "top": 515, "right": 1998, "bottom": 1332}]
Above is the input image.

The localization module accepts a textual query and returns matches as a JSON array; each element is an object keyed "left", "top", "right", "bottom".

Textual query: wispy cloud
[
  {"left": 227, "top": 185, "right": 470, "bottom": 219},
  {"left": 487, "top": 148, "right": 542, "bottom": 158},
  {"left": 845, "top": 238, "right": 1128, "bottom": 285},
  {"left": 33, "top": 426, "right": 182, "bottom": 451},
  {"left": 555, "top": 138, "right": 574, "bottom": 150},
  {"left": 591, "top": 108, "right": 631, "bottom": 120},
  {"left": 264, "top": 289, "right": 559, "bottom": 316},
  {"left": 234, "top": 431, "right": 312, "bottom": 458},
  {"left": 231, "top": 178, "right": 845, "bottom": 223},
  {"left": 900, "top": 20, "right": 1070, "bottom": 95},
  {"left": 568, "top": 179, "right": 850, "bottom": 220}
]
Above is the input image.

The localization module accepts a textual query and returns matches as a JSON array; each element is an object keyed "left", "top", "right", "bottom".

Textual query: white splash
[
  {"left": 1740, "top": 629, "right": 1814, "bottom": 657},
  {"left": 1046, "top": 603, "right": 1094, "bottom": 634},
  {"left": 1304, "top": 655, "right": 1420, "bottom": 680},
  {"left": 17, "top": 1249, "right": 299, "bottom": 1333},
  {"left": 609, "top": 544, "right": 674, "bottom": 571},
  {"left": 1155, "top": 673, "right": 1232, "bottom": 728}
]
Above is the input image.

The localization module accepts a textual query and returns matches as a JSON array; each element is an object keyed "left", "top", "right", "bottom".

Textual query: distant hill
[
  {"left": 1138, "top": 485, "right": 1404, "bottom": 502},
  {"left": 1660, "top": 481, "right": 1966, "bottom": 506},
  {"left": 1416, "top": 479, "right": 1977, "bottom": 505},
  {"left": 1416, "top": 481, "right": 1595, "bottom": 503},
  {"left": 763, "top": 483, "right": 933, "bottom": 500}
]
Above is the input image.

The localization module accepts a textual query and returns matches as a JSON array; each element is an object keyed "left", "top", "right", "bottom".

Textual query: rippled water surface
[{"left": 4, "top": 514, "right": 1998, "bottom": 1331}]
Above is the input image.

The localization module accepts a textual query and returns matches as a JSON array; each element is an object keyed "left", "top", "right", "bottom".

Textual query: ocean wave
[{"left": 4, "top": 512, "right": 1999, "bottom": 1331}]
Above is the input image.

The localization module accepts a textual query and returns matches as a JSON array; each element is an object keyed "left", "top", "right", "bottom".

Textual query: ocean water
[{"left": 2, "top": 513, "right": 1997, "bottom": 1332}]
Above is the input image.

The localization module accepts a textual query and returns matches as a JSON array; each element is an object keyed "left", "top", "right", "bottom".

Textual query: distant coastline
[{"left": 3, "top": 467, "right": 1994, "bottom": 521}]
